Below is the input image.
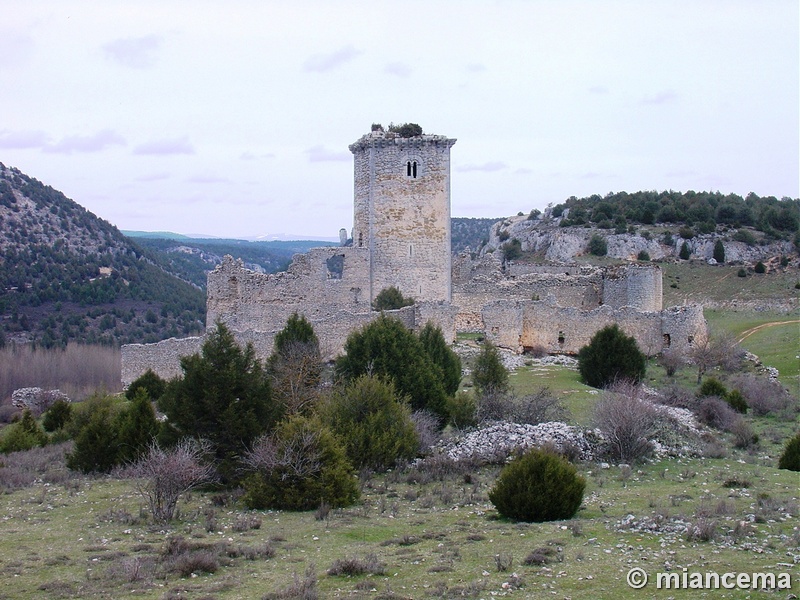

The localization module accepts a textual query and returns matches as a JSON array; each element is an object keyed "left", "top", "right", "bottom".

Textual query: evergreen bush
[
  {"left": 587, "top": 234, "right": 608, "bottom": 256},
  {"left": 713, "top": 240, "right": 725, "bottom": 263},
  {"left": 115, "top": 388, "right": 161, "bottom": 463},
  {"left": 754, "top": 261, "right": 766, "bottom": 274},
  {"left": 778, "top": 431, "right": 800, "bottom": 471},
  {"left": 489, "top": 448, "right": 585, "bottom": 522},
  {"left": 637, "top": 250, "right": 650, "bottom": 261},
  {"left": 0, "top": 409, "right": 48, "bottom": 453},
  {"left": 42, "top": 399, "right": 73, "bottom": 432},
  {"left": 320, "top": 375, "right": 418, "bottom": 471},
  {"left": 126, "top": 368, "right": 167, "bottom": 401},
  {"left": 418, "top": 322, "right": 462, "bottom": 396},
  {"left": 242, "top": 415, "right": 359, "bottom": 511},
  {"left": 577, "top": 324, "right": 646, "bottom": 388},
  {"left": 472, "top": 341, "right": 509, "bottom": 397},
  {"left": 372, "top": 286, "right": 414, "bottom": 311},
  {"left": 679, "top": 241, "right": 691, "bottom": 259},
  {"left": 446, "top": 391, "right": 477, "bottom": 429}
]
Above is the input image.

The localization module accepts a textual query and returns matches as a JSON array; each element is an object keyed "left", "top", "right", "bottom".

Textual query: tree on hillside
[
  {"left": 158, "top": 322, "right": 280, "bottom": 484},
  {"left": 268, "top": 313, "right": 322, "bottom": 415},
  {"left": 334, "top": 315, "right": 450, "bottom": 424},
  {"left": 577, "top": 324, "right": 646, "bottom": 388},
  {"left": 713, "top": 240, "right": 725, "bottom": 263}
]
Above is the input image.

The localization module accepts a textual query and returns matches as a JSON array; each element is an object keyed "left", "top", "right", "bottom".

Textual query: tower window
[
  {"left": 406, "top": 160, "right": 418, "bottom": 178},
  {"left": 358, "top": 232, "right": 363, "bottom": 247}
]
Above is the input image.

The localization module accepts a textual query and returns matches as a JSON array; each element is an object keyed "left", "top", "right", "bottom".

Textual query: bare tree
[
  {"left": 244, "top": 428, "right": 322, "bottom": 480},
  {"left": 689, "top": 331, "right": 745, "bottom": 384},
  {"left": 592, "top": 381, "right": 659, "bottom": 463},
  {"left": 129, "top": 439, "right": 215, "bottom": 524},
  {"left": 269, "top": 340, "right": 323, "bottom": 415},
  {"left": 658, "top": 348, "right": 686, "bottom": 378}
]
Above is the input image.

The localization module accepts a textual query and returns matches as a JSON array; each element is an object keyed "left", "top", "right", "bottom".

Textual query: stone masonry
[{"left": 120, "top": 126, "right": 707, "bottom": 386}]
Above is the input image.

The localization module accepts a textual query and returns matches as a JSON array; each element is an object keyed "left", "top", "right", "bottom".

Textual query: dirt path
[{"left": 737, "top": 320, "right": 800, "bottom": 343}]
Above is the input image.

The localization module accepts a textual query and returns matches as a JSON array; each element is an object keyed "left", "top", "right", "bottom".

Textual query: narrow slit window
[{"left": 406, "top": 160, "right": 418, "bottom": 178}]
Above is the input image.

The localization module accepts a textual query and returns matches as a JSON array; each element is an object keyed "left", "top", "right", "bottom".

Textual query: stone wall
[
  {"left": 121, "top": 336, "right": 203, "bottom": 386},
  {"left": 602, "top": 265, "right": 663, "bottom": 311},
  {"left": 350, "top": 130, "right": 456, "bottom": 304}
]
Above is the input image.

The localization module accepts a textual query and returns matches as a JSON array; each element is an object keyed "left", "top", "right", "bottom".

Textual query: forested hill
[
  {"left": 0, "top": 163, "right": 205, "bottom": 348},
  {"left": 552, "top": 191, "right": 799, "bottom": 238}
]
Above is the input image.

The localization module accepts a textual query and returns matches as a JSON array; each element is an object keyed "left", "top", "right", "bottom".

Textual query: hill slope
[{"left": 0, "top": 163, "right": 205, "bottom": 347}]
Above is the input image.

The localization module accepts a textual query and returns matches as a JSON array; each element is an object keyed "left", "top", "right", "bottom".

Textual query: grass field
[{"left": 0, "top": 445, "right": 797, "bottom": 599}]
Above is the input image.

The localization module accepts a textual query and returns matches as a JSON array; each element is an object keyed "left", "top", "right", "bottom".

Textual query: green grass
[
  {"left": 0, "top": 449, "right": 797, "bottom": 599},
  {"left": 509, "top": 362, "right": 598, "bottom": 425}
]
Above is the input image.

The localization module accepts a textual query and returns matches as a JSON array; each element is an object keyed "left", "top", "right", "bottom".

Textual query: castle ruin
[{"left": 121, "top": 127, "right": 707, "bottom": 385}]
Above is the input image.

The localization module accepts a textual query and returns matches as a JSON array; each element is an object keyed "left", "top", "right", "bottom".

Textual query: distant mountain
[
  {"left": 132, "top": 237, "right": 337, "bottom": 289},
  {"left": 0, "top": 163, "right": 205, "bottom": 348}
]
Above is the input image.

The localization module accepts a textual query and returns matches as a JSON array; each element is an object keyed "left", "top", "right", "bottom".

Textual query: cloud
[
  {"left": 466, "top": 63, "right": 486, "bottom": 73},
  {"left": 133, "top": 137, "right": 195, "bottom": 155},
  {"left": 240, "top": 151, "right": 276, "bottom": 160},
  {"left": 384, "top": 62, "right": 412, "bottom": 77},
  {"left": 135, "top": 172, "right": 171, "bottom": 182},
  {"left": 44, "top": 129, "right": 126, "bottom": 154},
  {"left": 0, "top": 31, "right": 35, "bottom": 67},
  {"left": 305, "top": 145, "right": 350, "bottom": 162},
  {"left": 303, "top": 45, "right": 361, "bottom": 72},
  {"left": 457, "top": 161, "right": 508, "bottom": 173},
  {"left": 641, "top": 90, "right": 678, "bottom": 105},
  {"left": 515, "top": 168, "right": 533, "bottom": 175},
  {"left": 0, "top": 129, "right": 49, "bottom": 149},
  {"left": 187, "top": 175, "right": 230, "bottom": 184},
  {"left": 588, "top": 85, "right": 609, "bottom": 95},
  {"left": 103, "top": 35, "right": 163, "bottom": 69}
]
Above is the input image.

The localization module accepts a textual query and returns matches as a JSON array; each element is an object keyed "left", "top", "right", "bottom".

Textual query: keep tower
[{"left": 349, "top": 127, "right": 456, "bottom": 304}]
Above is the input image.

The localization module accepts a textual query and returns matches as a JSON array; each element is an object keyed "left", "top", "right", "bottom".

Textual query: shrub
[
  {"left": 130, "top": 439, "right": 215, "bottom": 523},
  {"left": 472, "top": 341, "right": 509, "bottom": 397},
  {"left": 446, "top": 391, "right": 477, "bottom": 429},
  {"left": 125, "top": 369, "right": 166, "bottom": 401},
  {"left": 372, "top": 286, "right": 414, "bottom": 311},
  {"left": 754, "top": 261, "right": 766, "bottom": 274},
  {"left": 592, "top": 383, "right": 658, "bottom": 463},
  {"left": 637, "top": 250, "right": 650, "bottom": 261},
  {"left": 502, "top": 238, "right": 522, "bottom": 261},
  {"left": 699, "top": 377, "right": 728, "bottom": 399},
  {"left": 587, "top": 234, "right": 607, "bottom": 256},
  {"left": 679, "top": 226, "right": 695, "bottom": 239},
  {"left": 488, "top": 448, "right": 585, "bottom": 522},
  {"left": 327, "top": 553, "right": 385, "bottom": 576},
  {"left": 577, "top": 324, "right": 646, "bottom": 388},
  {"left": 0, "top": 409, "right": 48, "bottom": 454},
  {"left": 732, "top": 374, "right": 794, "bottom": 416},
  {"left": 737, "top": 268, "right": 747, "bottom": 277},
  {"left": 725, "top": 389, "right": 748, "bottom": 414},
  {"left": 778, "top": 431, "right": 800, "bottom": 471},
  {"left": 514, "top": 387, "right": 567, "bottom": 425},
  {"left": 730, "top": 418, "right": 758, "bottom": 449},
  {"left": 695, "top": 396, "right": 738, "bottom": 431},
  {"left": 242, "top": 415, "right": 359, "bottom": 511},
  {"left": 388, "top": 122, "right": 422, "bottom": 138},
  {"left": 42, "top": 399, "right": 73, "bottom": 432},
  {"left": 320, "top": 375, "right": 418, "bottom": 471},
  {"left": 679, "top": 241, "right": 691, "bottom": 259}
]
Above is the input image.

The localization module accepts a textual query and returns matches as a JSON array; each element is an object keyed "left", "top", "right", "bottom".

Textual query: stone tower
[{"left": 349, "top": 127, "right": 456, "bottom": 304}]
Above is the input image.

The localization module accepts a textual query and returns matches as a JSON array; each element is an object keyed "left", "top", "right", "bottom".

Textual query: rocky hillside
[
  {"left": 482, "top": 210, "right": 798, "bottom": 265},
  {"left": 0, "top": 163, "right": 205, "bottom": 347}
]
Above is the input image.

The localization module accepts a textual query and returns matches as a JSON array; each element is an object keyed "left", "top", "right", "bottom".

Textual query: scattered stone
[{"left": 11, "top": 387, "right": 70, "bottom": 414}]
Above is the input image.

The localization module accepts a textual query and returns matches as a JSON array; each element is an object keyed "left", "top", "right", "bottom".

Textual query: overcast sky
[{"left": 1, "top": 1, "right": 797, "bottom": 240}]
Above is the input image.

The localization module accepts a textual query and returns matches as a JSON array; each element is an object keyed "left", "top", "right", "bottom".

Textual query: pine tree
[
  {"left": 158, "top": 322, "right": 279, "bottom": 484},
  {"left": 472, "top": 341, "right": 509, "bottom": 397},
  {"left": 418, "top": 322, "right": 462, "bottom": 396}
]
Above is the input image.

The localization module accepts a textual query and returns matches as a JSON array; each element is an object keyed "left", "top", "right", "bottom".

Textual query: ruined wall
[
  {"left": 350, "top": 131, "right": 456, "bottom": 304},
  {"left": 602, "top": 265, "right": 663, "bottom": 311},
  {"left": 121, "top": 336, "right": 204, "bottom": 386},
  {"left": 660, "top": 305, "right": 708, "bottom": 353},
  {"left": 483, "top": 301, "right": 667, "bottom": 356},
  {"left": 207, "top": 248, "right": 371, "bottom": 333}
]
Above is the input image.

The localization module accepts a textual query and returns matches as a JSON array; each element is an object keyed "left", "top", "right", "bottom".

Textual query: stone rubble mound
[
  {"left": 437, "top": 421, "right": 598, "bottom": 463},
  {"left": 11, "top": 387, "right": 70, "bottom": 414}
]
